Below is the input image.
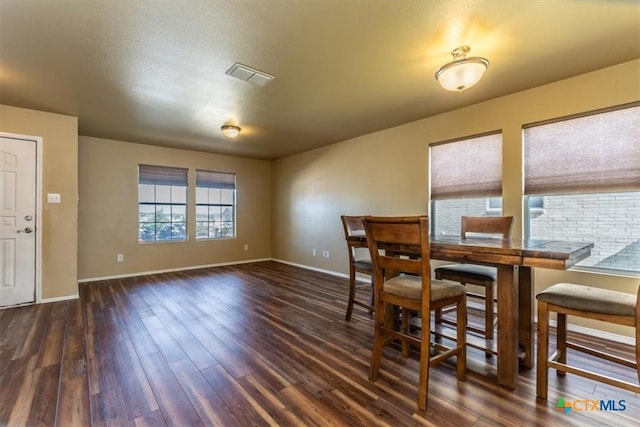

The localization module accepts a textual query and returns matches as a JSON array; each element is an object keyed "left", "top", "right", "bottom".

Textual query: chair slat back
[
  {"left": 341, "top": 215, "right": 366, "bottom": 237},
  {"left": 461, "top": 216, "right": 515, "bottom": 239},
  {"left": 341, "top": 215, "right": 369, "bottom": 258},
  {"left": 363, "top": 215, "right": 431, "bottom": 291}
]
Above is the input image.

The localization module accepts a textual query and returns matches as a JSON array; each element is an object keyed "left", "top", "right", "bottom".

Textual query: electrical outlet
[
  {"left": 243, "top": 244, "right": 249, "bottom": 251},
  {"left": 312, "top": 249, "right": 317, "bottom": 256},
  {"left": 322, "top": 250, "right": 330, "bottom": 258},
  {"left": 47, "top": 193, "right": 61, "bottom": 203},
  {"left": 117, "top": 254, "right": 124, "bottom": 262},
  {"left": 326, "top": 250, "right": 330, "bottom": 258}
]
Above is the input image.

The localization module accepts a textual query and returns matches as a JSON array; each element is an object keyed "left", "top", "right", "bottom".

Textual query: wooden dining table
[{"left": 349, "top": 233, "right": 594, "bottom": 390}]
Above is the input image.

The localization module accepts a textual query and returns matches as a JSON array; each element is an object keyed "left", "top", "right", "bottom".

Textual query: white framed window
[
  {"left": 138, "top": 164, "right": 188, "bottom": 242},
  {"left": 430, "top": 132, "right": 503, "bottom": 236},
  {"left": 524, "top": 103, "right": 640, "bottom": 274},
  {"left": 195, "top": 170, "right": 236, "bottom": 239},
  {"left": 486, "top": 197, "right": 503, "bottom": 212},
  {"left": 487, "top": 196, "right": 544, "bottom": 213}
]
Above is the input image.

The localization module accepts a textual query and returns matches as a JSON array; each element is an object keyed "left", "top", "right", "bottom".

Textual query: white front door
[{"left": 0, "top": 136, "right": 37, "bottom": 307}]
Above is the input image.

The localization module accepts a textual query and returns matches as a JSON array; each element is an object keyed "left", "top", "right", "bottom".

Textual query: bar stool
[
  {"left": 341, "top": 215, "right": 374, "bottom": 321},
  {"left": 364, "top": 215, "right": 467, "bottom": 411},
  {"left": 536, "top": 282, "right": 640, "bottom": 399},
  {"left": 435, "top": 216, "right": 514, "bottom": 349}
]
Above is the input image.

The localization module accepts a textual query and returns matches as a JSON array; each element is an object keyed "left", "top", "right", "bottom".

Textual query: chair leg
[
  {"left": 369, "top": 277, "right": 375, "bottom": 313},
  {"left": 485, "top": 283, "right": 494, "bottom": 340},
  {"left": 369, "top": 300, "right": 386, "bottom": 382},
  {"left": 417, "top": 306, "right": 430, "bottom": 411},
  {"left": 636, "top": 322, "right": 640, "bottom": 384},
  {"left": 401, "top": 308, "right": 410, "bottom": 358},
  {"left": 434, "top": 272, "right": 443, "bottom": 324},
  {"left": 556, "top": 312, "right": 567, "bottom": 377},
  {"left": 434, "top": 307, "right": 443, "bottom": 345},
  {"left": 345, "top": 267, "right": 356, "bottom": 321},
  {"left": 636, "top": 315, "right": 640, "bottom": 384},
  {"left": 536, "top": 300, "right": 550, "bottom": 399},
  {"left": 456, "top": 298, "right": 467, "bottom": 381}
]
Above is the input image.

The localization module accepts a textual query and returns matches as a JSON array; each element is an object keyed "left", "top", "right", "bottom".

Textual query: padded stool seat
[
  {"left": 536, "top": 282, "right": 640, "bottom": 399},
  {"left": 384, "top": 275, "right": 466, "bottom": 301},
  {"left": 353, "top": 259, "right": 373, "bottom": 271},
  {"left": 435, "top": 264, "right": 497, "bottom": 282},
  {"left": 537, "top": 283, "right": 636, "bottom": 317}
]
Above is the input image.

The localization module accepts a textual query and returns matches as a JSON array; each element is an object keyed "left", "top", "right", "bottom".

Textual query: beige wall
[
  {"left": 3, "top": 59, "right": 638, "bottom": 337},
  {"left": 272, "top": 59, "right": 640, "bottom": 337},
  {"left": 0, "top": 104, "right": 79, "bottom": 300},
  {"left": 78, "top": 136, "right": 271, "bottom": 280}
]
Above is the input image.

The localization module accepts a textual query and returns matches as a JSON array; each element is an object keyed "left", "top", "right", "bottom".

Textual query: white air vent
[{"left": 225, "top": 62, "right": 275, "bottom": 87}]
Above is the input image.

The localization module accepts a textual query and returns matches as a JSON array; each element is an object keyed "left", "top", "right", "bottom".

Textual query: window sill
[
  {"left": 569, "top": 265, "right": 640, "bottom": 279},
  {"left": 195, "top": 237, "right": 236, "bottom": 241},
  {"left": 138, "top": 239, "right": 188, "bottom": 244}
]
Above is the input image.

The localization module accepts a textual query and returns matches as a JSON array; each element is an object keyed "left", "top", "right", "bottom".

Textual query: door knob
[{"left": 17, "top": 227, "right": 33, "bottom": 234}]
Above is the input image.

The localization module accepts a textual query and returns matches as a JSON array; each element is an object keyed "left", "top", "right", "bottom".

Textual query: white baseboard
[
  {"left": 271, "top": 258, "right": 349, "bottom": 279},
  {"left": 456, "top": 302, "right": 635, "bottom": 346},
  {"left": 544, "top": 317, "right": 635, "bottom": 346},
  {"left": 40, "top": 294, "right": 79, "bottom": 303},
  {"left": 1, "top": 293, "right": 78, "bottom": 309},
  {"left": 78, "top": 258, "right": 272, "bottom": 283},
  {"left": 463, "top": 301, "right": 635, "bottom": 346}
]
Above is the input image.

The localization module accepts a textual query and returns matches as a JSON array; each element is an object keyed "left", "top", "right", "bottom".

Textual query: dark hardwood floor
[{"left": 0, "top": 261, "right": 638, "bottom": 426}]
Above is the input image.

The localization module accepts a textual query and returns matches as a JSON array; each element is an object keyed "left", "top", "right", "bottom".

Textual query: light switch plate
[{"left": 47, "top": 193, "right": 61, "bottom": 203}]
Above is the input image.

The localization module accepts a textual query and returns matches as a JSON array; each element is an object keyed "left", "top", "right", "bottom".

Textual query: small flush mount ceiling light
[
  {"left": 435, "top": 45, "right": 489, "bottom": 92},
  {"left": 221, "top": 125, "right": 241, "bottom": 139}
]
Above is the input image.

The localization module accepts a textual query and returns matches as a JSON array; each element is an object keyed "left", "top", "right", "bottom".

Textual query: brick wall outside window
[{"left": 433, "top": 193, "right": 640, "bottom": 273}]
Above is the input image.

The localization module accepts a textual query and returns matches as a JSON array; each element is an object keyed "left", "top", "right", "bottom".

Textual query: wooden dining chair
[
  {"left": 434, "top": 216, "right": 514, "bottom": 349},
  {"left": 536, "top": 282, "right": 640, "bottom": 399},
  {"left": 363, "top": 215, "right": 467, "bottom": 411},
  {"left": 341, "top": 215, "right": 374, "bottom": 321}
]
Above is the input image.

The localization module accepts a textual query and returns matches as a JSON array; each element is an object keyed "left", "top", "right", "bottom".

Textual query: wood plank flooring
[{"left": 1, "top": 260, "right": 638, "bottom": 426}]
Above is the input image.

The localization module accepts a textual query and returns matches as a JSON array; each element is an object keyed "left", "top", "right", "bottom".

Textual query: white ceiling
[{"left": 1, "top": 1, "right": 639, "bottom": 160}]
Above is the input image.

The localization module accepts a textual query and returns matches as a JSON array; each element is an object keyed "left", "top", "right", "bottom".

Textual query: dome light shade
[
  {"left": 435, "top": 46, "right": 489, "bottom": 92},
  {"left": 221, "top": 124, "right": 241, "bottom": 139}
]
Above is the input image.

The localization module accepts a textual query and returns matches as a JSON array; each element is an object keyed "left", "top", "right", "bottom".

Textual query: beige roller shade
[
  {"left": 524, "top": 104, "right": 640, "bottom": 195},
  {"left": 430, "top": 132, "right": 502, "bottom": 200}
]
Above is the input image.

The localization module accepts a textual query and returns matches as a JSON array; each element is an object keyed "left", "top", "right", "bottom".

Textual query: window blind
[
  {"left": 524, "top": 104, "right": 640, "bottom": 195},
  {"left": 430, "top": 133, "right": 502, "bottom": 200},
  {"left": 196, "top": 170, "right": 236, "bottom": 189},
  {"left": 138, "top": 164, "right": 188, "bottom": 186}
]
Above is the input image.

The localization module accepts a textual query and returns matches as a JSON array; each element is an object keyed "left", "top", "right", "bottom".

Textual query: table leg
[
  {"left": 496, "top": 265, "right": 518, "bottom": 389},
  {"left": 518, "top": 266, "right": 534, "bottom": 368}
]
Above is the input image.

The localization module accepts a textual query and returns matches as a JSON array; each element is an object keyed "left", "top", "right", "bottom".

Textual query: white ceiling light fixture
[
  {"left": 221, "top": 125, "right": 241, "bottom": 139},
  {"left": 435, "top": 45, "right": 489, "bottom": 92}
]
